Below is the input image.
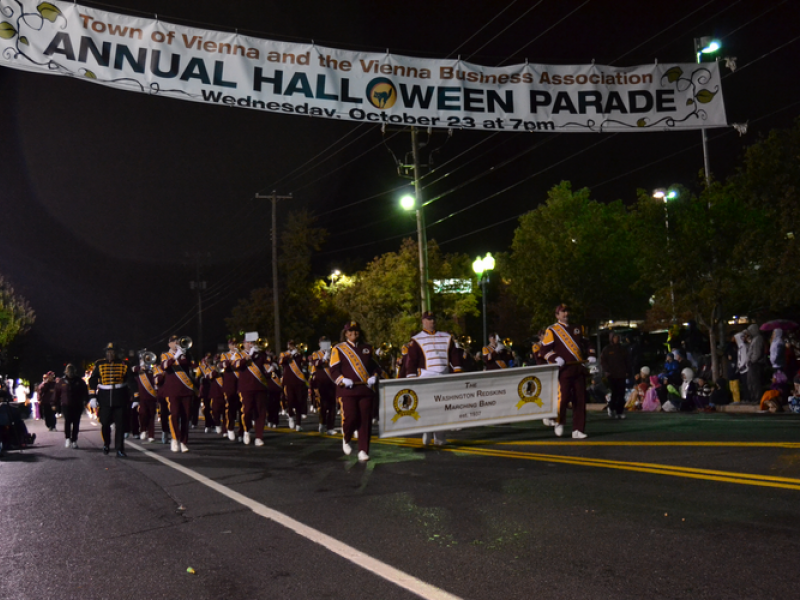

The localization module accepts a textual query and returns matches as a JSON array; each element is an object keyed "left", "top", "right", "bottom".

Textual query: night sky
[{"left": 1, "top": 0, "right": 798, "bottom": 375}]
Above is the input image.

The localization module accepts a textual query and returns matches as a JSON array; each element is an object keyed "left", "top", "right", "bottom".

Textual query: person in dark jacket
[
  {"left": 55, "top": 364, "right": 89, "bottom": 449},
  {"left": 38, "top": 371, "right": 58, "bottom": 431},
  {"left": 600, "top": 333, "right": 629, "bottom": 419}
]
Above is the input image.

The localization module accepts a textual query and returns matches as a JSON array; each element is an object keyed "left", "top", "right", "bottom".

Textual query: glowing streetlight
[
  {"left": 694, "top": 37, "right": 722, "bottom": 186},
  {"left": 472, "top": 252, "right": 495, "bottom": 346},
  {"left": 400, "top": 191, "right": 430, "bottom": 313},
  {"left": 653, "top": 188, "right": 679, "bottom": 321}
]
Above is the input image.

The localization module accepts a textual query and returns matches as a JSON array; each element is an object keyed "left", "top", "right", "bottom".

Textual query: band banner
[
  {"left": 0, "top": 1, "right": 727, "bottom": 132},
  {"left": 378, "top": 364, "right": 559, "bottom": 438}
]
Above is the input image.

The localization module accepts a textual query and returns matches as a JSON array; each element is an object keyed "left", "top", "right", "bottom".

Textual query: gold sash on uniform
[
  {"left": 337, "top": 342, "right": 370, "bottom": 382},
  {"left": 247, "top": 362, "right": 270, "bottom": 388},
  {"left": 138, "top": 373, "right": 157, "bottom": 398},
  {"left": 287, "top": 359, "right": 307, "bottom": 384},
  {"left": 550, "top": 323, "right": 583, "bottom": 362}
]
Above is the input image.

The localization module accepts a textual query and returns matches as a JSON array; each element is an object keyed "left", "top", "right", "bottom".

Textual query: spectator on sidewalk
[
  {"left": 745, "top": 324, "right": 766, "bottom": 405},
  {"left": 600, "top": 333, "right": 628, "bottom": 419}
]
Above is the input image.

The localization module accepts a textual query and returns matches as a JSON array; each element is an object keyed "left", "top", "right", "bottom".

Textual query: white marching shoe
[
  {"left": 140, "top": 432, "right": 147, "bottom": 440},
  {"left": 227, "top": 430, "right": 236, "bottom": 441},
  {"left": 358, "top": 451, "right": 369, "bottom": 462},
  {"left": 554, "top": 424, "right": 564, "bottom": 437},
  {"left": 254, "top": 438, "right": 264, "bottom": 447},
  {"left": 342, "top": 439, "right": 352, "bottom": 456},
  {"left": 572, "top": 430, "right": 588, "bottom": 439},
  {"left": 421, "top": 432, "right": 432, "bottom": 445},
  {"left": 180, "top": 443, "right": 189, "bottom": 453},
  {"left": 171, "top": 440, "right": 179, "bottom": 452},
  {"left": 243, "top": 431, "right": 251, "bottom": 445},
  {"left": 288, "top": 418, "right": 296, "bottom": 430},
  {"left": 215, "top": 426, "right": 222, "bottom": 434},
  {"left": 542, "top": 418, "right": 556, "bottom": 427},
  {"left": 64, "top": 439, "right": 71, "bottom": 448}
]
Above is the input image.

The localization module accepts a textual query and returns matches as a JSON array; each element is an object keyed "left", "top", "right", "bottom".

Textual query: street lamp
[
  {"left": 400, "top": 191, "right": 430, "bottom": 314},
  {"left": 694, "top": 37, "right": 721, "bottom": 186},
  {"left": 472, "top": 252, "right": 495, "bottom": 346},
  {"left": 653, "top": 188, "right": 679, "bottom": 321}
]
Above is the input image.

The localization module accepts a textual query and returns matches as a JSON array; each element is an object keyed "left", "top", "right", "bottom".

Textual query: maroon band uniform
[
  {"left": 310, "top": 349, "right": 337, "bottom": 432},
  {"left": 159, "top": 349, "right": 196, "bottom": 448},
  {"left": 330, "top": 337, "right": 381, "bottom": 455},
  {"left": 132, "top": 366, "right": 158, "bottom": 440}
]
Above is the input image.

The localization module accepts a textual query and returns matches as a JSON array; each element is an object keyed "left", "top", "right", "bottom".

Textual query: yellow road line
[{"left": 370, "top": 437, "right": 800, "bottom": 491}]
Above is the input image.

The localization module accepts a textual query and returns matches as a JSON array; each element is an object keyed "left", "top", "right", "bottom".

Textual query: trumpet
[
  {"left": 254, "top": 337, "right": 269, "bottom": 352},
  {"left": 376, "top": 342, "right": 393, "bottom": 357},
  {"left": 178, "top": 336, "right": 193, "bottom": 350},
  {"left": 140, "top": 350, "right": 157, "bottom": 367},
  {"left": 503, "top": 337, "right": 513, "bottom": 348},
  {"left": 458, "top": 335, "right": 472, "bottom": 350},
  {"left": 297, "top": 342, "right": 308, "bottom": 354}
]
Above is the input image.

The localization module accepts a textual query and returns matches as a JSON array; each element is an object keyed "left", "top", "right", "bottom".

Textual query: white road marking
[{"left": 128, "top": 442, "right": 462, "bottom": 600}]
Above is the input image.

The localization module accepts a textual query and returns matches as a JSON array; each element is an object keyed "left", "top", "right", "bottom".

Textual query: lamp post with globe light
[
  {"left": 472, "top": 253, "right": 495, "bottom": 346},
  {"left": 694, "top": 37, "right": 721, "bottom": 187},
  {"left": 653, "top": 188, "right": 679, "bottom": 321}
]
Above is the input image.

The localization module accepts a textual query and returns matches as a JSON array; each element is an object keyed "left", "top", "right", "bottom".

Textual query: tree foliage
[
  {"left": 0, "top": 275, "right": 35, "bottom": 348},
  {"left": 332, "top": 238, "right": 478, "bottom": 348},
  {"left": 504, "top": 181, "right": 645, "bottom": 330},
  {"left": 225, "top": 209, "right": 327, "bottom": 347}
]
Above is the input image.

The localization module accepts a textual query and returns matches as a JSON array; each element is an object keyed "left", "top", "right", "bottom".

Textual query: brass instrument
[
  {"left": 297, "top": 342, "right": 308, "bottom": 354},
  {"left": 178, "top": 336, "right": 193, "bottom": 350},
  {"left": 458, "top": 336, "right": 472, "bottom": 350},
  {"left": 376, "top": 342, "right": 393, "bottom": 357},
  {"left": 140, "top": 351, "right": 157, "bottom": 367},
  {"left": 254, "top": 337, "right": 269, "bottom": 352},
  {"left": 502, "top": 337, "right": 513, "bottom": 348},
  {"left": 237, "top": 342, "right": 245, "bottom": 352}
]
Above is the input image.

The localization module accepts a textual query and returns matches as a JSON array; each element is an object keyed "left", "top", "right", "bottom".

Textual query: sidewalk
[{"left": 587, "top": 402, "right": 760, "bottom": 414}]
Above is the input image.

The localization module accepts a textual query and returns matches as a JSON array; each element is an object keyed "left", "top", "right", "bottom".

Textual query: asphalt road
[{"left": 2, "top": 409, "right": 799, "bottom": 600}]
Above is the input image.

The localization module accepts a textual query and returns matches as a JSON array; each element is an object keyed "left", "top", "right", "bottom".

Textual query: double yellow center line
[{"left": 374, "top": 437, "right": 800, "bottom": 491}]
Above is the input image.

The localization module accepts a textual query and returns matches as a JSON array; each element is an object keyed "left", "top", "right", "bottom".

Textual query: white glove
[
  {"left": 131, "top": 402, "right": 139, "bottom": 409},
  {"left": 291, "top": 348, "right": 299, "bottom": 356},
  {"left": 496, "top": 343, "right": 506, "bottom": 352},
  {"left": 323, "top": 350, "right": 331, "bottom": 361},
  {"left": 89, "top": 398, "right": 98, "bottom": 409},
  {"left": 267, "top": 363, "right": 276, "bottom": 372},
  {"left": 367, "top": 376, "right": 377, "bottom": 386},
  {"left": 174, "top": 348, "right": 184, "bottom": 359},
  {"left": 248, "top": 346, "right": 256, "bottom": 356},
  {"left": 341, "top": 378, "right": 354, "bottom": 388},
  {"left": 555, "top": 357, "right": 565, "bottom": 367},
  {"left": 588, "top": 356, "right": 596, "bottom": 364}
]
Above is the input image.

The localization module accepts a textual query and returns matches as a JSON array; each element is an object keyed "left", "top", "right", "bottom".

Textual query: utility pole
[
  {"left": 410, "top": 126, "right": 431, "bottom": 313},
  {"left": 188, "top": 253, "right": 209, "bottom": 355},
  {"left": 256, "top": 191, "right": 292, "bottom": 351}
]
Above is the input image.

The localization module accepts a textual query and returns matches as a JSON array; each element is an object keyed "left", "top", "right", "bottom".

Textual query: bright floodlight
[
  {"left": 652, "top": 188, "right": 667, "bottom": 200},
  {"left": 701, "top": 41, "right": 721, "bottom": 54},
  {"left": 482, "top": 252, "right": 495, "bottom": 271},
  {"left": 472, "top": 257, "right": 484, "bottom": 275},
  {"left": 400, "top": 195, "right": 416, "bottom": 210}
]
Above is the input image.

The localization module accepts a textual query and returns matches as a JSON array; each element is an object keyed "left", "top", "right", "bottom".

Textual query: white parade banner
[
  {"left": 1, "top": 1, "right": 727, "bottom": 133},
  {"left": 378, "top": 364, "right": 559, "bottom": 438}
]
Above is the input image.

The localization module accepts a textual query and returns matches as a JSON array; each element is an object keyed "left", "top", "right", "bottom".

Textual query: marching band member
[
  {"left": 152, "top": 360, "right": 170, "bottom": 444},
  {"left": 219, "top": 338, "right": 243, "bottom": 441},
  {"left": 159, "top": 335, "right": 196, "bottom": 453},
  {"left": 404, "top": 311, "right": 463, "bottom": 446},
  {"left": 309, "top": 336, "right": 337, "bottom": 435},
  {"left": 280, "top": 340, "right": 308, "bottom": 431},
  {"left": 541, "top": 304, "right": 596, "bottom": 439},
  {"left": 206, "top": 356, "right": 227, "bottom": 434},
  {"left": 88, "top": 343, "right": 134, "bottom": 457},
  {"left": 234, "top": 332, "right": 270, "bottom": 446},
  {"left": 132, "top": 352, "right": 158, "bottom": 443},
  {"left": 264, "top": 351, "right": 283, "bottom": 429},
  {"left": 482, "top": 334, "right": 513, "bottom": 370},
  {"left": 196, "top": 354, "right": 216, "bottom": 433},
  {"left": 330, "top": 321, "right": 381, "bottom": 461}
]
